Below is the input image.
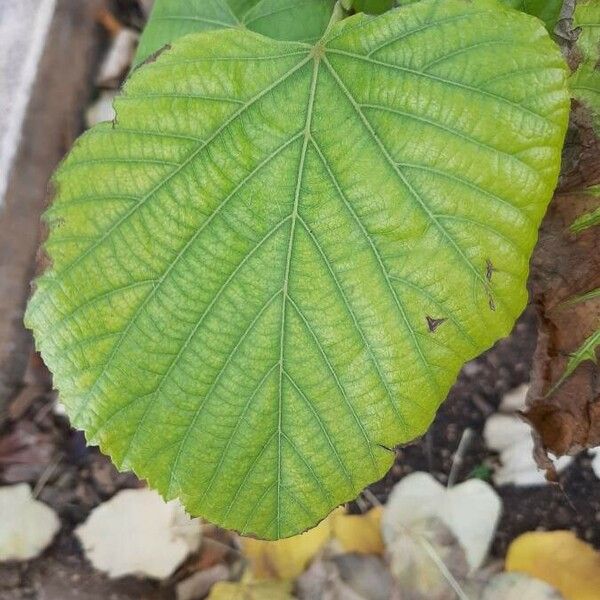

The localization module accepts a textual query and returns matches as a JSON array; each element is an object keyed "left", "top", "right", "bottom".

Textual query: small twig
[
  {"left": 556, "top": 479, "right": 577, "bottom": 512},
  {"left": 32, "top": 457, "right": 61, "bottom": 499},
  {"left": 326, "top": 0, "right": 353, "bottom": 33},
  {"left": 355, "top": 495, "right": 369, "bottom": 513},
  {"left": 362, "top": 488, "right": 382, "bottom": 508},
  {"left": 419, "top": 536, "right": 471, "bottom": 600},
  {"left": 447, "top": 428, "right": 474, "bottom": 488}
]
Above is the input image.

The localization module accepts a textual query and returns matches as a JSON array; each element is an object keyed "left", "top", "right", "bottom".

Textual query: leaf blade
[
  {"left": 573, "top": 0, "right": 600, "bottom": 63},
  {"left": 570, "top": 62, "right": 600, "bottom": 135},
  {"left": 27, "top": 0, "right": 569, "bottom": 539}
]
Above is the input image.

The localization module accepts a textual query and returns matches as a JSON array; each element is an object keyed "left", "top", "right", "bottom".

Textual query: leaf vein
[
  {"left": 297, "top": 214, "right": 409, "bottom": 432},
  {"left": 287, "top": 295, "right": 377, "bottom": 472}
]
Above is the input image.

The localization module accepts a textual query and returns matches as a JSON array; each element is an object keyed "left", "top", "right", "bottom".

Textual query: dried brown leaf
[{"left": 526, "top": 118, "right": 600, "bottom": 459}]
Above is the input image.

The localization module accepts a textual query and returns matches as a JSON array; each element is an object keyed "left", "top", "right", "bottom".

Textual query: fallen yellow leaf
[
  {"left": 207, "top": 579, "right": 293, "bottom": 599},
  {"left": 506, "top": 531, "right": 600, "bottom": 600},
  {"left": 332, "top": 507, "right": 384, "bottom": 555},
  {"left": 240, "top": 507, "right": 386, "bottom": 580},
  {"left": 240, "top": 513, "right": 333, "bottom": 579}
]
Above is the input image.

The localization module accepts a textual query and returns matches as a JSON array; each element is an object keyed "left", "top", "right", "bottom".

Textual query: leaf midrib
[{"left": 276, "top": 55, "right": 320, "bottom": 538}]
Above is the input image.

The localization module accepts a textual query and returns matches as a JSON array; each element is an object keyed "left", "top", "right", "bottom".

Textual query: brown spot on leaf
[
  {"left": 130, "top": 43, "right": 172, "bottom": 75},
  {"left": 426, "top": 316, "right": 447, "bottom": 333},
  {"left": 376, "top": 442, "right": 394, "bottom": 453},
  {"left": 485, "top": 258, "right": 495, "bottom": 281}
]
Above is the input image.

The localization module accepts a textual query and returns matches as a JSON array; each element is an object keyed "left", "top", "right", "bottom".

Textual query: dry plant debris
[{"left": 525, "top": 0, "right": 600, "bottom": 464}]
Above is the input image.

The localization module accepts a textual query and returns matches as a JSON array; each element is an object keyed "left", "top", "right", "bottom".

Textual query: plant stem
[
  {"left": 419, "top": 537, "right": 471, "bottom": 600},
  {"left": 447, "top": 427, "right": 473, "bottom": 487},
  {"left": 326, "top": 0, "right": 353, "bottom": 32}
]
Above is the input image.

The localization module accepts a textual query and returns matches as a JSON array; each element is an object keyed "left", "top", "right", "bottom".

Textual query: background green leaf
[
  {"left": 392, "top": 0, "right": 562, "bottom": 31},
  {"left": 501, "top": 0, "right": 562, "bottom": 32},
  {"left": 547, "top": 330, "right": 600, "bottom": 396},
  {"left": 570, "top": 62, "right": 600, "bottom": 135},
  {"left": 571, "top": 206, "right": 600, "bottom": 233},
  {"left": 135, "top": 0, "right": 337, "bottom": 66},
  {"left": 573, "top": 0, "right": 600, "bottom": 63},
  {"left": 27, "top": 0, "right": 569, "bottom": 539},
  {"left": 570, "top": 184, "right": 600, "bottom": 233},
  {"left": 570, "top": 0, "right": 600, "bottom": 138},
  {"left": 353, "top": 0, "right": 396, "bottom": 14},
  {"left": 562, "top": 287, "right": 600, "bottom": 306}
]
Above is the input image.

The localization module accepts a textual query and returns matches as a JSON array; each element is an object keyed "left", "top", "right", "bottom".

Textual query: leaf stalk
[{"left": 326, "top": 0, "right": 353, "bottom": 32}]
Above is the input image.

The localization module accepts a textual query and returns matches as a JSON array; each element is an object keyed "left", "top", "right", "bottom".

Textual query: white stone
[
  {"left": 0, "top": 483, "right": 59, "bottom": 561},
  {"left": 484, "top": 413, "right": 572, "bottom": 486},
  {"left": 590, "top": 447, "right": 600, "bottom": 479},
  {"left": 499, "top": 383, "right": 529, "bottom": 412},
  {"left": 482, "top": 573, "right": 562, "bottom": 599},
  {"left": 96, "top": 29, "right": 139, "bottom": 88},
  {"left": 86, "top": 91, "right": 117, "bottom": 128}
]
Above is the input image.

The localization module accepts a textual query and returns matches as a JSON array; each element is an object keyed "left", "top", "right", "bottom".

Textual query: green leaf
[
  {"left": 569, "top": 183, "right": 600, "bottom": 234},
  {"left": 501, "top": 0, "right": 562, "bottom": 31},
  {"left": 570, "top": 0, "right": 600, "bottom": 137},
  {"left": 353, "top": 0, "right": 396, "bottom": 14},
  {"left": 547, "top": 329, "right": 600, "bottom": 396},
  {"left": 26, "top": 0, "right": 569, "bottom": 539},
  {"left": 135, "top": 0, "right": 337, "bottom": 66},
  {"left": 395, "top": 0, "right": 562, "bottom": 31},
  {"left": 571, "top": 206, "right": 600, "bottom": 233},
  {"left": 562, "top": 287, "right": 600, "bottom": 307},
  {"left": 570, "top": 62, "right": 600, "bottom": 134},
  {"left": 574, "top": 0, "right": 600, "bottom": 63}
]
